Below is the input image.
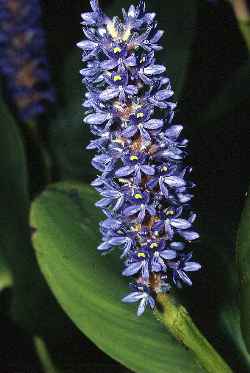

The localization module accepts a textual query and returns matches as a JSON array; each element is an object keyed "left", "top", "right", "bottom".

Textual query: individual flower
[
  {"left": 79, "top": 0, "right": 201, "bottom": 316},
  {"left": 122, "top": 283, "right": 155, "bottom": 316},
  {"left": 168, "top": 253, "right": 201, "bottom": 287},
  {"left": 0, "top": 0, "right": 55, "bottom": 121}
]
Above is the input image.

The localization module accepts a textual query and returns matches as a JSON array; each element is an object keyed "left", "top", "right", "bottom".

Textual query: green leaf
[
  {"left": 236, "top": 189, "right": 250, "bottom": 353},
  {"left": 31, "top": 181, "right": 205, "bottom": 373},
  {"left": 0, "top": 96, "right": 32, "bottom": 320},
  {"left": 0, "top": 95, "right": 81, "bottom": 341},
  {"left": 0, "top": 94, "right": 125, "bottom": 373},
  {"left": 0, "top": 96, "right": 43, "bottom": 330}
]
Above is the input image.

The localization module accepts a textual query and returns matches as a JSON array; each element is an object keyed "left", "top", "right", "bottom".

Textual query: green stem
[
  {"left": 27, "top": 120, "right": 52, "bottom": 184},
  {"left": 231, "top": 0, "right": 250, "bottom": 51},
  {"left": 154, "top": 293, "right": 232, "bottom": 373},
  {"left": 238, "top": 19, "right": 250, "bottom": 51},
  {"left": 34, "top": 336, "right": 59, "bottom": 373}
]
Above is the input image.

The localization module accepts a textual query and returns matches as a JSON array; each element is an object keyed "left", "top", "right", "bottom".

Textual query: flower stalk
[
  {"left": 155, "top": 293, "right": 233, "bottom": 373},
  {"left": 231, "top": 0, "right": 250, "bottom": 51}
]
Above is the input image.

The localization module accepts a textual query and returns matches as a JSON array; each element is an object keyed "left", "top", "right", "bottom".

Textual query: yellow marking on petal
[
  {"left": 161, "top": 166, "right": 168, "bottom": 172},
  {"left": 136, "top": 112, "right": 144, "bottom": 118},
  {"left": 138, "top": 252, "right": 146, "bottom": 258},
  {"left": 134, "top": 193, "right": 143, "bottom": 199},
  {"left": 131, "top": 224, "right": 141, "bottom": 232},
  {"left": 113, "top": 75, "right": 122, "bottom": 81},
  {"left": 113, "top": 138, "right": 124, "bottom": 144},
  {"left": 113, "top": 101, "right": 123, "bottom": 110},
  {"left": 122, "top": 26, "right": 131, "bottom": 41},
  {"left": 118, "top": 178, "right": 127, "bottom": 183},
  {"left": 166, "top": 209, "right": 174, "bottom": 216},
  {"left": 130, "top": 155, "right": 138, "bottom": 161},
  {"left": 113, "top": 47, "right": 121, "bottom": 53},
  {"left": 107, "top": 21, "right": 118, "bottom": 39},
  {"left": 150, "top": 243, "right": 158, "bottom": 249}
]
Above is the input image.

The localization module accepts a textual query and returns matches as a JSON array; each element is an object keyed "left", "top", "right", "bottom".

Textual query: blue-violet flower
[
  {"left": 79, "top": 0, "right": 201, "bottom": 316},
  {"left": 0, "top": 0, "right": 55, "bottom": 121}
]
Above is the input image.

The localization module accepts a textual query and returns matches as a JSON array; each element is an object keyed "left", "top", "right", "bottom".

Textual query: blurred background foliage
[{"left": 1, "top": 0, "right": 250, "bottom": 372}]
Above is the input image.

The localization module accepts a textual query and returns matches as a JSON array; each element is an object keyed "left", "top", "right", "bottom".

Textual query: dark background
[{"left": 1, "top": 0, "right": 250, "bottom": 372}]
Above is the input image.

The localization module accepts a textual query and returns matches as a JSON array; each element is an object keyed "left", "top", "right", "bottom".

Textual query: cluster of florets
[
  {"left": 79, "top": 0, "right": 201, "bottom": 316},
  {"left": 0, "top": 0, "right": 54, "bottom": 121}
]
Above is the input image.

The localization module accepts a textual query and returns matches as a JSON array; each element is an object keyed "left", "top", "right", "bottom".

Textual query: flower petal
[
  {"left": 115, "top": 165, "right": 134, "bottom": 177},
  {"left": 171, "top": 218, "right": 192, "bottom": 229},
  {"left": 125, "top": 85, "right": 138, "bottom": 95},
  {"left": 122, "top": 125, "right": 138, "bottom": 138},
  {"left": 144, "top": 64, "right": 166, "bottom": 75},
  {"left": 164, "top": 176, "right": 186, "bottom": 188},
  {"left": 178, "top": 270, "right": 192, "bottom": 286},
  {"left": 160, "top": 250, "right": 176, "bottom": 260},
  {"left": 150, "top": 30, "right": 164, "bottom": 43},
  {"left": 183, "top": 262, "right": 201, "bottom": 272},
  {"left": 101, "top": 59, "right": 118, "bottom": 70},
  {"left": 109, "top": 236, "right": 127, "bottom": 246},
  {"left": 99, "top": 87, "right": 119, "bottom": 101},
  {"left": 122, "top": 292, "right": 144, "bottom": 303},
  {"left": 95, "top": 197, "right": 111, "bottom": 208},
  {"left": 148, "top": 296, "right": 155, "bottom": 309},
  {"left": 143, "top": 119, "right": 164, "bottom": 129},
  {"left": 170, "top": 242, "right": 185, "bottom": 251},
  {"left": 140, "top": 165, "right": 155, "bottom": 175},
  {"left": 123, "top": 205, "right": 141, "bottom": 216},
  {"left": 77, "top": 40, "right": 98, "bottom": 50},
  {"left": 84, "top": 112, "right": 109, "bottom": 125},
  {"left": 97, "top": 242, "right": 111, "bottom": 251},
  {"left": 122, "top": 261, "right": 143, "bottom": 276},
  {"left": 165, "top": 125, "right": 183, "bottom": 139},
  {"left": 179, "top": 230, "right": 199, "bottom": 240},
  {"left": 137, "top": 297, "right": 147, "bottom": 316},
  {"left": 155, "top": 89, "right": 173, "bottom": 101}
]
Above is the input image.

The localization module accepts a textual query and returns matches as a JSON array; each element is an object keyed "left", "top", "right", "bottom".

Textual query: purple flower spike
[
  {"left": 79, "top": 0, "right": 201, "bottom": 316},
  {"left": 0, "top": 0, "right": 55, "bottom": 121}
]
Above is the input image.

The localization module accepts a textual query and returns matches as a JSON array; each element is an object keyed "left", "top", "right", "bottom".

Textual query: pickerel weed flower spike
[
  {"left": 79, "top": 0, "right": 201, "bottom": 316},
  {"left": 0, "top": 0, "right": 55, "bottom": 121}
]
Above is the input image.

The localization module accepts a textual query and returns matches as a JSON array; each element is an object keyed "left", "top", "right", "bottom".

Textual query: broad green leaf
[
  {"left": 31, "top": 181, "right": 205, "bottom": 373},
  {"left": 236, "top": 189, "right": 250, "bottom": 353},
  {"left": 0, "top": 96, "right": 47, "bottom": 332},
  {"left": 0, "top": 87, "right": 127, "bottom": 372},
  {"left": 48, "top": 0, "right": 197, "bottom": 181},
  {"left": 0, "top": 96, "right": 31, "bottom": 321}
]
